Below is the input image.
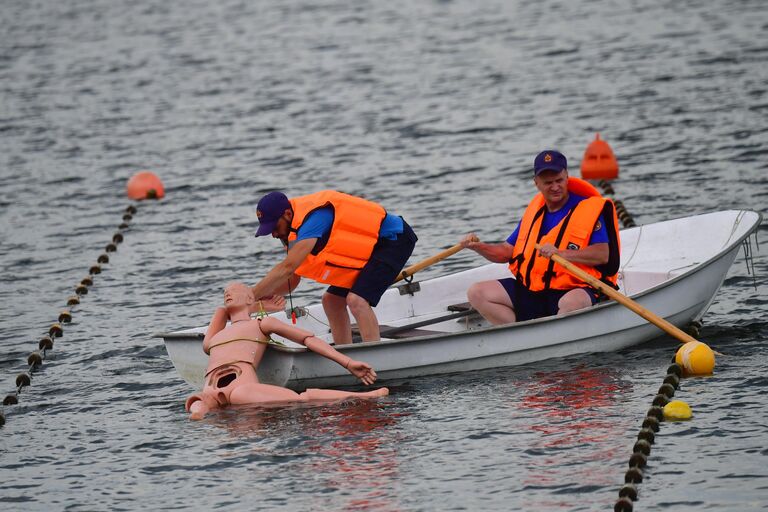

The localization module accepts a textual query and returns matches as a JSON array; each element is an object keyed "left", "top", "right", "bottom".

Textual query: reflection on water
[
  {"left": 519, "top": 367, "right": 629, "bottom": 500},
  {"left": 208, "top": 399, "right": 404, "bottom": 512},
  {"left": 308, "top": 401, "right": 402, "bottom": 512},
  {"left": 523, "top": 366, "right": 627, "bottom": 443}
]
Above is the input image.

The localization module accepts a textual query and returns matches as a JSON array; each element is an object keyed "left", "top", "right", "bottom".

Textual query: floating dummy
[{"left": 185, "top": 282, "right": 388, "bottom": 420}]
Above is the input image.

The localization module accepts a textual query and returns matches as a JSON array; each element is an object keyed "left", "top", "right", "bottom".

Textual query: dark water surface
[{"left": 1, "top": 0, "right": 767, "bottom": 510}]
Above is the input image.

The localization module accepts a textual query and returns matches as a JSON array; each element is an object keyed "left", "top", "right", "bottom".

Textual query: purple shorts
[{"left": 326, "top": 219, "right": 417, "bottom": 307}]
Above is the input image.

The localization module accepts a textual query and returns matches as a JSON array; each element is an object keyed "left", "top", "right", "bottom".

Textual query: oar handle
[
  {"left": 394, "top": 244, "right": 464, "bottom": 284},
  {"left": 535, "top": 244, "right": 700, "bottom": 346}
]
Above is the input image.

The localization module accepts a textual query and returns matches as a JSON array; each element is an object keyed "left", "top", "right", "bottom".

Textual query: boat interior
[{"left": 273, "top": 210, "right": 758, "bottom": 345}]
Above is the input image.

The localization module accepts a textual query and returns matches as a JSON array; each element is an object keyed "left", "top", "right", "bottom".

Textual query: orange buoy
[
  {"left": 580, "top": 133, "right": 619, "bottom": 180},
  {"left": 127, "top": 171, "right": 165, "bottom": 200}
]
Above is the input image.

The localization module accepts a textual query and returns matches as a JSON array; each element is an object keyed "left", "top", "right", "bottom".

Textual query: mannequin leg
[
  {"left": 186, "top": 393, "right": 219, "bottom": 420},
  {"left": 228, "top": 382, "right": 301, "bottom": 404},
  {"left": 300, "top": 387, "right": 389, "bottom": 401}
]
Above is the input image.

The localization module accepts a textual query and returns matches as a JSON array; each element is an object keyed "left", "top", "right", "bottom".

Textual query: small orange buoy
[
  {"left": 581, "top": 133, "right": 619, "bottom": 180},
  {"left": 127, "top": 171, "right": 165, "bottom": 200}
]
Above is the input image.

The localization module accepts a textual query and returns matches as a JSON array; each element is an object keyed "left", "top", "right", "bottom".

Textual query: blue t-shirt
[
  {"left": 506, "top": 193, "right": 609, "bottom": 246},
  {"left": 295, "top": 207, "right": 403, "bottom": 242}
]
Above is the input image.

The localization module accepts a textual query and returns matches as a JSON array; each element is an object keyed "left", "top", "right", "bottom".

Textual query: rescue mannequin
[{"left": 185, "top": 282, "right": 388, "bottom": 420}]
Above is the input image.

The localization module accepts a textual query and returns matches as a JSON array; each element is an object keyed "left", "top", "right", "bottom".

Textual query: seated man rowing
[
  {"left": 460, "top": 150, "right": 621, "bottom": 324},
  {"left": 185, "top": 282, "right": 388, "bottom": 420}
]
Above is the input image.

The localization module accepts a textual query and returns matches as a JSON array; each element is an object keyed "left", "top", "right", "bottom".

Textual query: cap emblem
[
  {"left": 257, "top": 210, "right": 263, "bottom": 220},
  {"left": 544, "top": 154, "right": 552, "bottom": 162}
]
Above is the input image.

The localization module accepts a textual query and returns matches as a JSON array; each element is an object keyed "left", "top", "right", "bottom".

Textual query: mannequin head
[{"left": 223, "top": 282, "right": 255, "bottom": 312}]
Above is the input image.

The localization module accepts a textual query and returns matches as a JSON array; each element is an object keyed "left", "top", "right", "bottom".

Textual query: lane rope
[
  {"left": 596, "top": 179, "right": 637, "bottom": 229},
  {"left": 1, "top": 204, "right": 138, "bottom": 428},
  {"left": 613, "top": 357, "right": 685, "bottom": 512}
]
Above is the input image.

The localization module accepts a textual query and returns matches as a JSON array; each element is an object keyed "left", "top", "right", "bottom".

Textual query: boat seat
[
  {"left": 351, "top": 324, "right": 446, "bottom": 342},
  {"left": 447, "top": 302, "right": 473, "bottom": 312}
]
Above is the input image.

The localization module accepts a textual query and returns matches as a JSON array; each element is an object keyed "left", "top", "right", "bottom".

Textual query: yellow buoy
[
  {"left": 663, "top": 400, "right": 693, "bottom": 420},
  {"left": 675, "top": 341, "right": 716, "bottom": 376}
]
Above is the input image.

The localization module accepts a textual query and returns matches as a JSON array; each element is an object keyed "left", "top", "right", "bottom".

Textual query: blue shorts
[
  {"left": 326, "top": 219, "right": 417, "bottom": 307},
  {"left": 498, "top": 277, "right": 599, "bottom": 322}
]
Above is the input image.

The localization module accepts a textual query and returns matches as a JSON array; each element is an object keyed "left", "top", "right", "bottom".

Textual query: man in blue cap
[
  {"left": 249, "top": 190, "right": 417, "bottom": 344},
  {"left": 459, "top": 150, "right": 621, "bottom": 324}
]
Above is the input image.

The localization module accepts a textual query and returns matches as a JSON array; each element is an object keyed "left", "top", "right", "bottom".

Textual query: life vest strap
[{"left": 543, "top": 208, "right": 576, "bottom": 290}]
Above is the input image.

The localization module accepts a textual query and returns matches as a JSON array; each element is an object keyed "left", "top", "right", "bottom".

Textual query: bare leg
[
  {"left": 300, "top": 387, "right": 389, "bottom": 401},
  {"left": 346, "top": 292, "right": 380, "bottom": 342},
  {"left": 229, "top": 382, "right": 301, "bottom": 404},
  {"left": 467, "top": 280, "right": 516, "bottom": 325},
  {"left": 323, "top": 292, "right": 353, "bottom": 345},
  {"left": 557, "top": 288, "right": 593, "bottom": 315}
]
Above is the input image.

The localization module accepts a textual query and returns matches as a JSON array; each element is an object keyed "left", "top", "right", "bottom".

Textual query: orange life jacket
[
  {"left": 509, "top": 177, "right": 621, "bottom": 292},
  {"left": 288, "top": 190, "right": 386, "bottom": 288}
]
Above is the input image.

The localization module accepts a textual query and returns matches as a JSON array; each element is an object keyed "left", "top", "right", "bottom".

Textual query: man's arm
[
  {"left": 266, "top": 275, "right": 302, "bottom": 297},
  {"left": 249, "top": 238, "right": 316, "bottom": 311},
  {"left": 538, "top": 242, "right": 609, "bottom": 266},
  {"left": 460, "top": 233, "right": 515, "bottom": 263}
]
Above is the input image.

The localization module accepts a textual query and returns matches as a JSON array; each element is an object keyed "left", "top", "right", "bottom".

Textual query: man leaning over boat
[
  {"left": 459, "top": 150, "right": 621, "bottom": 325},
  {"left": 250, "top": 190, "right": 418, "bottom": 344}
]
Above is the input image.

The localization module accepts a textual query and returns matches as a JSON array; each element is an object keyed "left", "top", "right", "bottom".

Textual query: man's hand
[
  {"left": 538, "top": 243, "right": 560, "bottom": 259},
  {"left": 460, "top": 233, "right": 481, "bottom": 249},
  {"left": 346, "top": 360, "right": 378, "bottom": 386},
  {"left": 257, "top": 295, "right": 286, "bottom": 313}
]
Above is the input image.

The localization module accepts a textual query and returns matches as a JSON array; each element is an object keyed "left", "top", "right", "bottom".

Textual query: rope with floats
[
  {"left": 613, "top": 358, "right": 680, "bottom": 511},
  {"left": 0, "top": 171, "right": 164, "bottom": 428},
  {"left": 613, "top": 340, "right": 717, "bottom": 510}
]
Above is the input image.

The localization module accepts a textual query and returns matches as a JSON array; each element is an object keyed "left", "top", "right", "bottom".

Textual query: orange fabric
[
  {"left": 288, "top": 190, "right": 386, "bottom": 288},
  {"left": 509, "top": 177, "right": 620, "bottom": 291}
]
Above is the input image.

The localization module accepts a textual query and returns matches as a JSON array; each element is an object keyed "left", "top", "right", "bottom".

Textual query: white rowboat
[{"left": 160, "top": 210, "right": 761, "bottom": 390}]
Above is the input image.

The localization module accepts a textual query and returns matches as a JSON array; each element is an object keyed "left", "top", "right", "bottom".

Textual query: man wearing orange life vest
[
  {"left": 250, "top": 190, "right": 417, "bottom": 344},
  {"left": 460, "top": 150, "right": 620, "bottom": 324}
]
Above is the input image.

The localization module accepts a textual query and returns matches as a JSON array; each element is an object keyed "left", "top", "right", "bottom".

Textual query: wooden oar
[
  {"left": 394, "top": 243, "right": 464, "bottom": 284},
  {"left": 535, "top": 244, "right": 703, "bottom": 347}
]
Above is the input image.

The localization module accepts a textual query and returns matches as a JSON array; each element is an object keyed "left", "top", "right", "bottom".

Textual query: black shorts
[
  {"left": 498, "top": 277, "right": 599, "bottom": 322},
  {"left": 326, "top": 219, "right": 417, "bottom": 307}
]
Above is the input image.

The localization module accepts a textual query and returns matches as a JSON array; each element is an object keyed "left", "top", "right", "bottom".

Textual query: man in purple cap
[
  {"left": 459, "top": 150, "right": 621, "bottom": 324},
  {"left": 250, "top": 190, "right": 417, "bottom": 344}
]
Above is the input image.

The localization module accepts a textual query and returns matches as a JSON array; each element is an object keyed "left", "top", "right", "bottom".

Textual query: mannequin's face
[{"left": 223, "top": 282, "right": 253, "bottom": 307}]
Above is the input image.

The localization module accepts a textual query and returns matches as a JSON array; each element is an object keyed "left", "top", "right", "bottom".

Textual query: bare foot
[
  {"left": 366, "top": 387, "right": 389, "bottom": 398},
  {"left": 189, "top": 401, "right": 208, "bottom": 420}
]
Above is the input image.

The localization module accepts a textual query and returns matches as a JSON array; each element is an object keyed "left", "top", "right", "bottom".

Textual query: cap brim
[
  {"left": 535, "top": 166, "right": 566, "bottom": 175},
  {"left": 254, "top": 220, "right": 277, "bottom": 237}
]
